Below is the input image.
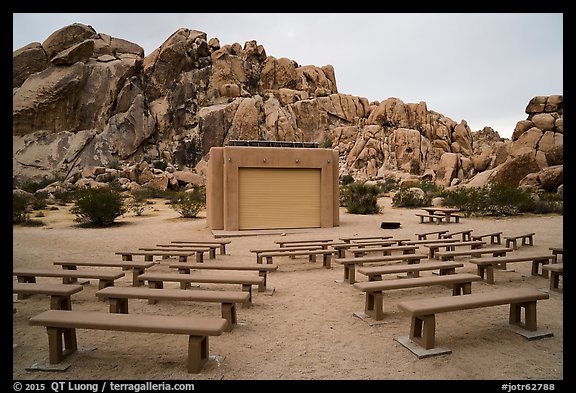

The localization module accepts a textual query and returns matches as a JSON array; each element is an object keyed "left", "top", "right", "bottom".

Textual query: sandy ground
[{"left": 12, "top": 197, "right": 563, "bottom": 383}]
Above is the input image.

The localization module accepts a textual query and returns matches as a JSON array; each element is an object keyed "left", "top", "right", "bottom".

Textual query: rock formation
[{"left": 13, "top": 23, "right": 563, "bottom": 195}]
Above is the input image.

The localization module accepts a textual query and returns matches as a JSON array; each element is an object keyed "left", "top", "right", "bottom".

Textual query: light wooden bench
[
  {"left": 396, "top": 288, "right": 551, "bottom": 352},
  {"left": 415, "top": 213, "right": 445, "bottom": 224},
  {"left": 471, "top": 231, "right": 502, "bottom": 244},
  {"left": 138, "top": 271, "right": 264, "bottom": 303},
  {"left": 542, "top": 263, "right": 563, "bottom": 292},
  {"left": 439, "top": 229, "right": 474, "bottom": 242},
  {"left": 96, "top": 286, "right": 250, "bottom": 332},
  {"left": 333, "top": 253, "right": 429, "bottom": 284},
  {"left": 469, "top": 254, "right": 556, "bottom": 284},
  {"left": 549, "top": 246, "right": 563, "bottom": 263},
  {"left": 169, "top": 262, "right": 278, "bottom": 292},
  {"left": 414, "top": 229, "right": 449, "bottom": 240},
  {"left": 258, "top": 249, "right": 337, "bottom": 268},
  {"left": 29, "top": 310, "right": 227, "bottom": 373},
  {"left": 250, "top": 245, "right": 324, "bottom": 263},
  {"left": 170, "top": 240, "right": 232, "bottom": 255},
  {"left": 53, "top": 260, "right": 155, "bottom": 287},
  {"left": 13, "top": 283, "right": 84, "bottom": 310},
  {"left": 405, "top": 238, "right": 460, "bottom": 246},
  {"left": 116, "top": 249, "right": 210, "bottom": 263},
  {"left": 13, "top": 268, "right": 125, "bottom": 290},
  {"left": 347, "top": 245, "right": 418, "bottom": 258},
  {"left": 274, "top": 239, "right": 334, "bottom": 248},
  {"left": 330, "top": 239, "right": 410, "bottom": 258},
  {"left": 504, "top": 233, "right": 535, "bottom": 250},
  {"left": 358, "top": 261, "right": 464, "bottom": 281},
  {"left": 435, "top": 246, "right": 512, "bottom": 261},
  {"left": 150, "top": 244, "right": 219, "bottom": 259},
  {"left": 423, "top": 240, "right": 486, "bottom": 259},
  {"left": 340, "top": 235, "right": 393, "bottom": 243},
  {"left": 353, "top": 273, "right": 482, "bottom": 321}
]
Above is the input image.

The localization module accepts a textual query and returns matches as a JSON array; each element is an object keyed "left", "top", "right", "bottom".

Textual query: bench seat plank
[
  {"left": 353, "top": 273, "right": 482, "bottom": 321},
  {"left": 29, "top": 310, "right": 226, "bottom": 373},
  {"left": 468, "top": 254, "right": 555, "bottom": 284},
  {"left": 53, "top": 260, "right": 155, "bottom": 287},
  {"left": 116, "top": 249, "right": 210, "bottom": 263},
  {"left": 144, "top": 245, "right": 218, "bottom": 259},
  {"left": 13, "top": 282, "right": 84, "bottom": 309},
  {"left": 169, "top": 262, "right": 278, "bottom": 292},
  {"left": 503, "top": 233, "right": 535, "bottom": 249},
  {"left": 334, "top": 253, "right": 429, "bottom": 284},
  {"left": 170, "top": 240, "right": 231, "bottom": 255},
  {"left": 423, "top": 240, "right": 486, "bottom": 258},
  {"left": 358, "top": 261, "right": 464, "bottom": 280},
  {"left": 397, "top": 287, "right": 549, "bottom": 315},
  {"left": 138, "top": 272, "right": 264, "bottom": 303},
  {"left": 347, "top": 245, "right": 418, "bottom": 257},
  {"left": 13, "top": 268, "right": 124, "bottom": 290},
  {"left": 96, "top": 287, "right": 250, "bottom": 331},
  {"left": 542, "top": 263, "right": 563, "bottom": 292},
  {"left": 435, "top": 247, "right": 512, "bottom": 261},
  {"left": 258, "top": 249, "right": 336, "bottom": 268},
  {"left": 396, "top": 288, "right": 551, "bottom": 351}
]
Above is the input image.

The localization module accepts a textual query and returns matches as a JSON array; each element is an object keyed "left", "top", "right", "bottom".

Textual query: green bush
[
  {"left": 70, "top": 187, "right": 126, "bottom": 227},
  {"left": 13, "top": 194, "right": 31, "bottom": 224},
  {"left": 441, "top": 180, "right": 562, "bottom": 216},
  {"left": 170, "top": 185, "right": 206, "bottom": 218},
  {"left": 392, "top": 188, "right": 431, "bottom": 208},
  {"left": 341, "top": 181, "right": 381, "bottom": 214}
]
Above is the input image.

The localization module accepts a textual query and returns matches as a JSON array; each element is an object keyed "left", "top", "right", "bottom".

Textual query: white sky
[{"left": 13, "top": 13, "right": 563, "bottom": 138}]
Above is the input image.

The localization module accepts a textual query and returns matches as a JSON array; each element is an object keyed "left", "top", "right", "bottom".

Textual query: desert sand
[{"left": 12, "top": 196, "right": 563, "bottom": 383}]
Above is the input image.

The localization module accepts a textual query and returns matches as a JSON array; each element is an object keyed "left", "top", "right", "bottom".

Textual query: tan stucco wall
[{"left": 207, "top": 146, "right": 339, "bottom": 231}]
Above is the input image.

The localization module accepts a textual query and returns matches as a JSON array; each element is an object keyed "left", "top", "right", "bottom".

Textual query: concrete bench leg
[
  {"left": 365, "top": 291, "right": 384, "bottom": 321},
  {"left": 409, "top": 314, "right": 436, "bottom": 350},
  {"left": 506, "top": 239, "right": 518, "bottom": 250},
  {"left": 309, "top": 254, "right": 317, "bottom": 263},
  {"left": 454, "top": 282, "right": 472, "bottom": 295},
  {"left": 209, "top": 249, "right": 216, "bottom": 259},
  {"left": 258, "top": 272, "right": 267, "bottom": 292},
  {"left": 550, "top": 272, "right": 562, "bottom": 291},
  {"left": 187, "top": 335, "right": 209, "bottom": 373},
  {"left": 98, "top": 279, "right": 115, "bottom": 291},
  {"left": 439, "top": 268, "right": 456, "bottom": 276},
  {"left": 343, "top": 264, "right": 356, "bottom": 284},
  {"left": 532, "top": 260, "right": 549, "bottom": 277},
  {"left": 265, "top": 256, "right": 273, "bottom": 264},
  {"left": 133, "top": 268, "right": 145, "bottom": 287},
  {"left": 109, "top": 298, "right": 129, "bottom": 312},
  {"left": 221, "top": 303, "right": 236, "bottom": 332},
  {"left": 323, "top": 254, "right": 331, "bottom": 269},
  {"left": 509, "top": 301, "right": 538, "bottom": 331},
  {"left": 50, "top": 295, "right": 72, "bottom": 311},
  {"left": 47, "top": 326, "right": 77, "bottom": 364},
  {"left": 241, "top": 284, "right": 253, "bottom": 306}
]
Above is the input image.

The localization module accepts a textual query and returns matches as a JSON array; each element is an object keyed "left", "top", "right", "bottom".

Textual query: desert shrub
[
  {"left": 392, "top": 187, "right": 431, "bottom": 208},
  {"left": 441, "top": 180, "right": 562, "bottom": 216},
  {"left": 70, "top": 187, "right": 126, "bottom": 227},
  {"left": 13, "top": 194, "right": 31, "bottom": 224},
  {"left": 377, "top": 178, "right": 400, "bottom": 193},
  {"left": 341, "top": 181, "right": 381, "bottom": 214},
  {"left": 170, "top": 185, "right": 206, "bottom": 218}
]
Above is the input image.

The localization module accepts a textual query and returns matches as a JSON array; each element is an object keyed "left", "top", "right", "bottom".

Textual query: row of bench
[{"left": 15, "top": 234, "right": 562, "bottom": 371}]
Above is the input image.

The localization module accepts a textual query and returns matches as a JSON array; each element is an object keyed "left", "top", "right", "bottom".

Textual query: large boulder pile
[{"left": 13, "top": 23, "right": 563, "bottom": 196}]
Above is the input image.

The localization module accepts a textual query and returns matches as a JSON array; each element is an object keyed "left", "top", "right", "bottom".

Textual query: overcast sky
[{"left": 13, "top": 13, "right": 563, "bottom": 138}]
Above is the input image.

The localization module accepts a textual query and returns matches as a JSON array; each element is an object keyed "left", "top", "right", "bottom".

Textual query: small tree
[
  {"left": 70, "top": 187, "right": 126, "bottom": 227},
  {"left": 170, "top": 185, "right": 206, "bottom": 218}
]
